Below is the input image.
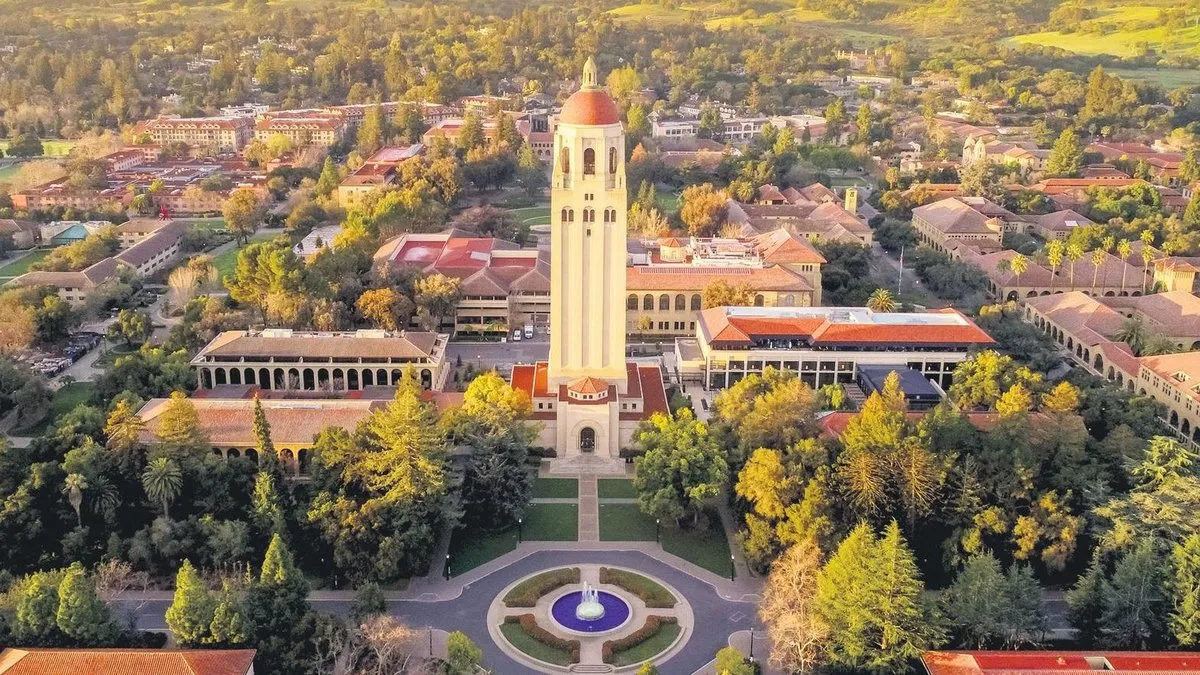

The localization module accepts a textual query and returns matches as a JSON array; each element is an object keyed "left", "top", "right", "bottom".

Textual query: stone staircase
[{"left": 547, "top": 454, "right": 627, "bottom": 476}]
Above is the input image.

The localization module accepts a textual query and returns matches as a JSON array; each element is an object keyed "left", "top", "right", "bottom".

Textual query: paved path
[{"left": 578, "top": 475, "right": 599, "bottom": 542}]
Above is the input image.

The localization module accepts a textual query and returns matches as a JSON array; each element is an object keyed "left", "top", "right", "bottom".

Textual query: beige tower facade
[
  {"left": 510, "top": 58, "right": 669, "bottom": 461},
  {"left": 548, "top": 57, "right": 628, "bottom": 390}
]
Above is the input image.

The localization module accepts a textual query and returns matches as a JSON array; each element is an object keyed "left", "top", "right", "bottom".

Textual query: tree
[
  {"left": 948, "top": 350, "right": 1041, "bottom": 411},
  {"left": 63, "top": 473, "right": 87, "bottom": 528},
  {"left": 633, "top": 408, "right": 728, "bottom": 526},
  {"left": 154, "top": 391, "right": 208, "bottom": 460},
  {"left": 866, "top": 288, "right": 896, "bottom": 312},
  {"left": 108, "top": 309, "right": 151, "bottom": 346},
  {"left": 1095, "top": 436, "right": 1200, "bottom": 550},
  {"left": 816, "top": 522, "right": 937, "bottom": 673},
  {"left": 1046, "top": 240, "right": 1065, "bottom": 289},
  {"left": 702, "top": 278, "right": 755, "bottom": 309},
  {"left": 445, "top": 630, "right": 483, "bottom": 674},
  {"left": 15, "top": 572, "right": 60, "bottom": 641},
  {"left": 1066, "top": 557, "right": 1108, "bottom": 646},
  {"left": 207, "top": 579, "right": 252, "bottom": 647},
  {"left": 223, "top": 188, "right": 266, "bottom": 246},
  {"left": 247, "top": 534, "right": 315, "bottom": 674},
  {"left": 1171, "top": 534, "right": 1200, "bottom": 646},
  {"left": 856, "top": 104, "right": 873, "bottom": 144},
  {"left": 315, "top": 157, "right": 340, "bottom": 197},
  {"left": 356, "top": 287, "right": 408, "bottom": 331},
  {"left": 7, "top": 133, "right": 44, "bottom": 158},
  {"left": 413, "top": 273, "right": 462, "bottom": 331},
  {"left": 457, "top": 111, "right": 485, "bottom": 152},
  {"left": 356, "top": 103, "right": 387, "bottom": 156},
  {"left": 679, "top": 183, "right": 728, "bottom": 236},
  {"left": 714, "top": 646, "right": 755, "bottom": 675},
  {"left": 1066, "top": 242, "right": 1084, "bottom": 290},
  {"left": 352, "top": 372, "right": 447, "bottom": 501},
  {"left": 1009, "top": 253, "right": 1028, "bottom": 289},
  {"left": 1103, "top": 542, "right": 1167, "bottom": 648},
  {"left": 56, "top": 563, "right": 113, "bottom": 645},
  {"left": 166, "top": 560, "right": 216, "bottom": 646},
  {"left": 516, "top": 143, "right": 546, "bottom": 197},
  {"left": 104, "top": 399, "right": 144, "bottom": 472},
  {"left": 142, "top": 456, "right": 182, "bottom": 517},
  {"left": 350, "top": 582, "right": 387, "bottom": 622},
  {"left": 942, "top": 553, "right": 1008, "bottom": 648},
  {"left": 252, "top": 470, "right": 287, "bottom": 538},
  {"left": 1046, "top": 126, "right": 1084, "bottom": 178},
  {"left": 760, "top": 538, "right": 827, "bottom": 674}
]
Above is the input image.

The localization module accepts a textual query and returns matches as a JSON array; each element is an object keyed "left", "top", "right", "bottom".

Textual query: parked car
[{"left": 512, "top": 329, "right": 522, "bottom": 342}]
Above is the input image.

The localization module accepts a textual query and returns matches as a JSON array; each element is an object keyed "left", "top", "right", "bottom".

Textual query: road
[
  {"left": 446, "top": 339, "right": 550, "bottom": 371},
  {"left": 868, "top": 243, "right": 948, "bottom": 309},
  {"left": 120, "top": 550, "right": 761, "bottom": 675}
]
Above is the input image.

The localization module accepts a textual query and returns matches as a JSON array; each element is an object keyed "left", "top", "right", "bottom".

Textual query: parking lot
[{"left": 25, "top": 332, "right": 103, "bottom": 377}]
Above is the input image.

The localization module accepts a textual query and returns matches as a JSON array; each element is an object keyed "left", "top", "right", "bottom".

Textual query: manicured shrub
[
  {"left": 599, "top": 567, "right": 676, "bottom": 608},
  {"left": 504, "top": 614, "right": 581, "bottom": 663},
  {"left": 601, "top": 616, "right": 677, "bottom": 663},
  {"left": 502, "top": 567, "right": 580, "bottom": 607}
]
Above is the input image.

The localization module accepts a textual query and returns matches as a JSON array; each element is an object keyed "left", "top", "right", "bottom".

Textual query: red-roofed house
[
  {"left": 677, "top": 305, "right": 994, "bottom": 390},
  {"left": 0, "top": 648, "right": 255, "bottom": 675},
  {"left": 922, "top": 651, "right": 1200, "bottom": 675}
]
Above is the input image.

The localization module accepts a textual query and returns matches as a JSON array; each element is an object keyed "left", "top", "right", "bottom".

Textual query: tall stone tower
[{"left": 548, "top": 57, "right": 628, "bottom": 389}]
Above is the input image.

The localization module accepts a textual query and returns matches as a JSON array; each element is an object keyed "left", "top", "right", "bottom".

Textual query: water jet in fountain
[{"left": 550, "top": 582, "right": 631, "bottom": 634}]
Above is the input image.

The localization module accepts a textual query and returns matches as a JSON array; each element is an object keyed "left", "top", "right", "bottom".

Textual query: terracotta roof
[
  {"left": 560, "top": 89, "right": 620, "bottom": 126},
  {"left": 136, "top": 398, "right": 384, "bottom": 446},
  {"left": 697, "top": 306, "right": 994, "bottom": 348},
  {"left": 194, "top": 329, "right": 441, "bottom": 361},
  {"left": 913, "top": 198, "right": 998, "bottom": 235},
  {"left": 116, "top": 218, "right": 173, "bottom": 234},
  {"left": 0, "top": 648, "right": 255, "bottom": 675},
  {"left": 10, "top": 257, "right": 123, "bottom": 290},
  {"left": 1124, "top": 291, "right": 1200, "bottom": 337},
  {"left": 568, "top": 376, "right": 609, "bottom": 395},
  {"left": 757, "top": 184, "right": 787, "bottom": 202},
  {"left": 1025, "top": 292, "right": 1126, "bottom": 346},
  {"left": 626, "top": 264, "right": 813, "bottom": 292},
  {"left": 1034, "top": 209, "right": 1094, "bottom": 232},
  {"left": 922, "top": 650, "right": 1200, "bottom": 675},
  {"left": 750, "top": 229, "right": 827, "bottom": 265}
]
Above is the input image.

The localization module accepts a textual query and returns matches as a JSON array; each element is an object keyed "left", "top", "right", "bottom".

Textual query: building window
[
  {"left": 627, "top": 294, "right": 638, "bottom": 310},
  {"left": 643, "top": 294, "right": 654, "bottom": 310},
  {"left": 675, "top": 294, "right": 686, "bottom": 311},
  {"left": 609, "top": 147, "right": 618, "bottom": 174},
  {"left": 559, "top": 147, "right": 570, "bottom": 174},
  {"left": 584, "top": 148, "right": 595, "bottom": 175},
  {"left": 754, "top": 294, "right": 765, "bottom": 307},
  {"left": 659, "top": 294, "right": 670, "bottom": 311},
  {"left": 691, "top": 294, "right": 702, "bottom": 310}
]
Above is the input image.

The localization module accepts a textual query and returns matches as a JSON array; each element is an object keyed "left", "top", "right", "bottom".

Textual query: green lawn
[
  {"left": 0, "top": 249, "right": 52, "bottom": 278},
  {"left": 1007, "top": 5, "right": 1200, "bottom": 58},
  {"left": 598, "top": 503, "right": 658, "bottom": 542},
  {"left": 508, "top": 205, "right": 551, "bottom": 227},
  {"left": 598, "top": 478, "right": 637, "bottom": 499},
  {"left": 15, "top": 382, "right": 97, "bottom": 436},
  {"left": 1110, "top": 67, "right": 1200, "bottom": 89},
  {"left": 523, "top": 503, "right": 577, "bottom": 541},
  {"left": 93, "top": 343, "right": 138, "bottom": 368},
  {"left": 210, "top": 232, "right": 274, "bottom": 280},
  {"left": 609, "top": 621, "right": 682, "bottom": 667},
  {"left": 188, "top": 218, "right": 228, "bottom": 233},
  {"left": 532, "top": 477, "right": 578, "bottom": 499},
  {"left": 0, "top": 139, "right": 76, "bottom": 157},
  {"left": 500, "top": 621, "right": 576, "bottom": 666},
  {"left": 655, "top": 190, "right": 681, "bottom": 215},
  {"left": 662, "top": 512, "right": 733, "bottom": 577},
  {"left": 0, "top": 162, "right": 24, "bottom": 184},
  {"left": 448, "top": 524, "right": 518, "bottom": 576}
]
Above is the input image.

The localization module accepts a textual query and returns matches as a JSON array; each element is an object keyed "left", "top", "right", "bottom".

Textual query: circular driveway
[{"left": 388, "top": 550, "right": 760, "bottom": 674}]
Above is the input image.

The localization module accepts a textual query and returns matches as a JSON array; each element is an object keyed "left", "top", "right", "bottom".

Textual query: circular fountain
[{"left": 550, "top": 582, "right": 631, "bottom": 634}]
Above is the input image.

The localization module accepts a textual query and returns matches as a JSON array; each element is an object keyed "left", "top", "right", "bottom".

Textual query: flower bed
[
  {"left": 601, "top": 615, "right": 678, "bottom": 664},
  {"left": 503, "top": 614, "right": 581, "bottom": 663},
  {"left": 502, "top": 567, "right": 580, "bottom": 607},
  {"left": 599, "top": 567, "right": 676, "bottom": 608}
]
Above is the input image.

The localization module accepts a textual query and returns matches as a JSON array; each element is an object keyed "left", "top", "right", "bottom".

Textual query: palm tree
[
  {"left": 1117, "top": 239, "right": 1132, "bottom": 293},
  {"left": 63, "top": 473, "right": 87, "bottom": 528},
  {"left": 1046, "top": 240, "right": 1065, "bottom": 291},
  {"left": 867, "top": 288, "right": 897, "bottom": 312},
  {"left": 142, "top": 457, "right": 182, "bottom": 518},
  {"left": 1090, "top": 248, "right": 1106, "bottom": 292},
  {"left": 1143, "top": 334, "right": 1182, "bottom": 357},
  {"left": 1010, "top": 253, "right": 1028, "bottom": 295},
  {"left": 1141, "top": 246, "right": 1155, "bottom": 294},
  {"left": 1114, "top": 315, "right": 1149, "bottom": 355},
  {"left": 1066, "top": 242, "right": 1084, "bottom": 290}
]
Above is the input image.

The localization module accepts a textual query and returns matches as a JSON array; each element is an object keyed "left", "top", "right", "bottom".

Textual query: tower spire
[{"left": 582, "top": 56, "right": 598, "bottom": 89}]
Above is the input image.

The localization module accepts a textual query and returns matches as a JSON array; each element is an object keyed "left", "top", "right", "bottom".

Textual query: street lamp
[
  {"left": 749, "top": 631, "right": 755, "bottom": 663},
  {"left": 428, "top": 625, "right": 433, "bottom": 656},
  {"left": 655, "top": 518, "right": 660, "bottom": 543},
  {"left": 444, "top": 553, "right": 451, "bottom": 580},
  {"left": 518, "top": 517, "right": 523, "bottom": 543},
  {"left": 729, "top": 554, "right": 736, "bottom": 581}
]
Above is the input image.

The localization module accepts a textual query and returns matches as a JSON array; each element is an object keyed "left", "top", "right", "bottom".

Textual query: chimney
[{"left": 844, "top": 187, "right": 858, "bottom": 214}]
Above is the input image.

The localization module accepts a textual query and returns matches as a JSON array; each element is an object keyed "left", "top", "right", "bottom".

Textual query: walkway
[{"left": 578, "top": 474, "right": 598, "bottom": 542}]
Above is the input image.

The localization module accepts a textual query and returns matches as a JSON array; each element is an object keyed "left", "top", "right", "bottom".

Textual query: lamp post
[
  {"left": 655, "top": 518, "right": 660, "bottom": 543},
  {"left": 729, "top": 554, "right": 736, "bottom": 581},
  {"left": 749, "top": 630, "right": 755, "bottom": 663},
  {"left": 428, "top": 626, "right": 433, "bottom": 657},
  {"left": 518, "top": 517, "right": 523, "bottom": 543},
  {"left": 444, "top": 553, "right": 451, "bottom": 580}
]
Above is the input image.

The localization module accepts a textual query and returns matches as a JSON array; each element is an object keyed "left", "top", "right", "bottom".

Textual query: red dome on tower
[{"left": 559, "top": 56, "right": 621, "bottom": 126}]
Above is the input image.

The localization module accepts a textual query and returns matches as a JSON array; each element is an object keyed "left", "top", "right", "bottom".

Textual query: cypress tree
[
  {"left": 56, "top": 563, "right": 113, "bottom": 645},
  {"left": 871, "top": 521, "right": 935, "bottom": 671},
  {"left": 208, "top": 579, "right": 252, "bottom": 647},
  {"left": 1066, "top": 557, "right": 1107, "bottom": 646},
  {"left": 166, "top": 560, "right": 215, "bottom": 647},
  {"left": 1104, "top": 543, "right": 1167, "bottom": 648},
  {"left": 248, "top": 534, "right": 315, "bottom": 673}
]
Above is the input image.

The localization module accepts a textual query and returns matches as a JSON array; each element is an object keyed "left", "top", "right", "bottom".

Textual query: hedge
[
  {"left": 503, "top": 567, "right": 580, "bottom": 607},
  {"left": 601, "top": 615, "right": 678, "bottom": 663},
  {"left": 599, "top": 567, "right": 676, "bottom": 608},
  {"left": 504, "top": 614, "right": 581, "bottom": 663}
]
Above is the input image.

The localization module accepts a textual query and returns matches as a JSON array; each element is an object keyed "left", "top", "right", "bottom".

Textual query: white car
[
  {"left": 512, "top": 329, "right": 522, "bottom": 342},
  {"left": 524, "top": 325, "right": 534, "bottom": 339}
]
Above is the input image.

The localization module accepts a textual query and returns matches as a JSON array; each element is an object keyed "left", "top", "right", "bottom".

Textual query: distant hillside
[{"left": 1008, "top": 2, "right": 1200, "bottom": 57}]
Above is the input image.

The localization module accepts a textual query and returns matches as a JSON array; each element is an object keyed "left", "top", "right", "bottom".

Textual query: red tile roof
[
  {"left": 560, "top": 88, "right": 621, "bottom": 126},
  {"left": 0, "top": 649, "right": 255, "bottom": 675},
  {"left": 923, "top": 651, "right": 1200, "bottom": 675},
  {"left": 698, "top": 306, "right": 994, "bottom": 348},
  {"left": 626, "top": 265, "right": 813, "bottom": 292}
]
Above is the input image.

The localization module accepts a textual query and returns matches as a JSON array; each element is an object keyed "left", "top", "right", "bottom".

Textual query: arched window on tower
[
  {"left": 584, "top": 148, "right": 596, "bottom": 175},
  {"left": 584, "top": 208, "right": 594, "bottom": 223},
  {"left": 561, "top": 207, "right": 569, "bottom": 224},
  {"left": 609, "top": 147, "right": 618, "bottom": 174},
  {"left": 559, "top": 147, "right": 570, "bottom": 174}
]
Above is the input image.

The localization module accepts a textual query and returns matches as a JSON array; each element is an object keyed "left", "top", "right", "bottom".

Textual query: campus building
[
  {"left": 143, "top": 115, "right": 255, "bottom": 152},
  {"left": 675, "top": 306, "right": 995, "bottom": 390},
  {"left": 922, "top": 651, "right": 1200, "bottom": 675},
  {"left": 510, "top": 58, "right": 669, "bottom": 458},
  {"left": 0, "top": 649, "right": 256, "bottom": 675},
  {"left": 191, "top": 328, "right": 450, "bottom": 392}
]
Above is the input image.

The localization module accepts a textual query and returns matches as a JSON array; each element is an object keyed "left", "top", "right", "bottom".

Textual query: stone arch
[
  {"left": 1040, "top": 290, "right": 1050, "bottom": 296},
  {"left": 298, "top": 449, "right": 311, "bottom": 475},
  {"left": 230, "top": 368, "right": 242, "bottom": 385},
  {"left": 1171, "top": 410, "right": 1180, "bottom": 428},
  {"left": 244, "top": 368, "right": 256, "bottom": 385},
  {"left": 783, "top": 294, "right": 795, "bottom": 306},
  {"left": 1194, "top": 427, "right": 1200, "bottom": 444},
  {"left": 280, "top": 448, "right": 295, "bottom": 473},
  {"left": 228, "top": 448, "right": 241, "bottom": 459},
  {"left": 1026, "top": 291, "right": 1037, "bottom": 297},
  {"left": 245, "top": 448, "right": 258, "bottom": 464},
  {"left": 332, "top": 368, "right": 345, "bottom": 391},
  {"left": 1007, "top": 291, "right": 1019, "bottom": 301},
  {"left": 317, "top": 369, "right": 330, "bottom": 391},
  {"left": 273, "top": 368, "right": 285, "bottom": 389},
  {"left": 259, "top": 368, "right": 271, "bottom": 389},
  {"left": 1094, "top": 354, "right": 1103, "bottom": 370},
  {"left": 1067, "top": 337, "right": 1074, "bottom": 351},
  {"left": 376, "top": 369, "right": 387, "bottom": 386},
  {"left": 215, "top": 368, "right": 227, "bottom": 386},
  {"left": 287, "top": 368, "right": 300, "bottom": 390},
  {"left": 212, "top": 448, "right": 223, "bottom": 458},
  {"left": 347, "top": 369, "right": 359, "bottom": 390},
  {"left": 363, "top": 369, "right": 374, "bottom": 387},
  {"left": 421, "top": 369, "right": 432, "bottom": 388},
  {"left": 674, "top": 294, "right": 686, "bottom": 311},
  {"left": 391, "top": 369, "right": 402, "bottom": 385},
  {"left": 201, "top": 369, "right": 213, "bottom": 389},
  {"left": 1104, "top": 291, "right": 1115, "bottom": 296},
  {"left": 579, "top": 426, "right": 596, "bottom": 452},
  {"left": 1184, "top": 419, "right": 1192, "bottom": 437},
  {"left": 583, "top": 147, "right": 596, "bottom": 175},
  {"left": 303, "top": 369, "right": 315, "bottom": 390}
]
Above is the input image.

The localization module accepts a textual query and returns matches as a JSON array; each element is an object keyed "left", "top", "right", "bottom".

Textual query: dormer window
[{"left": 1175, "top": 371, "right": 1190, "bottom": 383}]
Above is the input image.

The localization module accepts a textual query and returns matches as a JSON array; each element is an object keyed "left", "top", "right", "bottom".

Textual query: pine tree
[
  {"left": 248, "top": 534, "right": 315, "bottom": 674},
  {"left": 104, "top": 398, "right": 144, "bottom": 473},
  {"left": 1066, "top": 557, "right": 1107, "bottom": 646},
  {"left": 153, "top": 391, "right": 208, "bottom": 461},
  {"left": 1046, "top": 126, "right": 1084, "bottom": 178},
  {"left": 871, "top": 521, "right": 936, "bottom": 671},
  {"left": 252, "top": 395, "right": 274, "bottom": 456},
  {"left": 56, "top": 563, "right": 113, "bottom": 645},
  {"left": 252, "top": 470, "right": 287, "bottom": 538},
  {"left": 207, "top": 579, "right": 252, "bottom": 647},
  {"left": 356, "top": 103, "right": 387, "bottom": 156},
  {"left": 1171, "top": 533, "right": 1200, "bottom": 646},
  {"left": 943, "top": 553, "right": 1008, "bottom": 648},
  {"left": 166, "top": 560, "right": 216, "bottom": 646},
  {"left": 1104, "top": 543, "right": 1167, "bottom": 648},
  {"left": 315, "top": 157, "right": 339, "bottom": 197},
  {"left": 1003, "top": 564, "right": 1045, "bottom": 648},
  {"left": 495, "top": 112, "right": 520, "bottom": 149},
  {"left": 457, "top": 111, "right": 485, "bottom": 152}
]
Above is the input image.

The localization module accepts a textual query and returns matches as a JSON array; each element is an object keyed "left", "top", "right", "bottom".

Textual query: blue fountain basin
[{"left": 550, "top": 589, "right": 631, "bottom": 633}]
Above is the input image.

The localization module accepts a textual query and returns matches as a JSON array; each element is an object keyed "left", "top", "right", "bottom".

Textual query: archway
[
  {"left": 580, "top": 427, "right": 596, "bottom": 453},
  {"left": 215, "top": 368, "right": 227, "bottom": 386}
]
